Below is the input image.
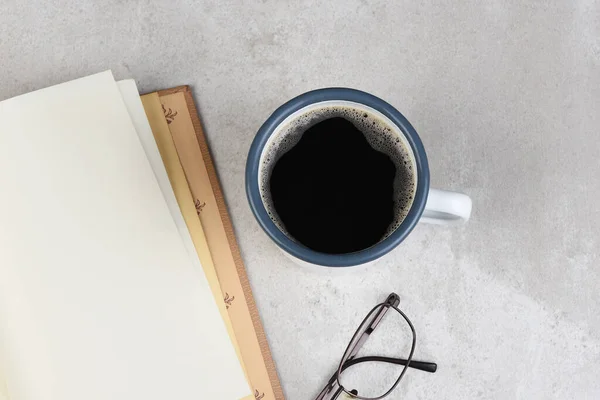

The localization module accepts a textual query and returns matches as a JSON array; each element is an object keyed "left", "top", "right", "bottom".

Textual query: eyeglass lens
[{"left": 337, "top": 304, "right": 414, "bottom": 399}]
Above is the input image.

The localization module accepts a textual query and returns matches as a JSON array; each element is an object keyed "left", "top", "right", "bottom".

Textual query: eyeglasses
[{"left": 314, "top": 293, "right": 437, "bottom": 400}]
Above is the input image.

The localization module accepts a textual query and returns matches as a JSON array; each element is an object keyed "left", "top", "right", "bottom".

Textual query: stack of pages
[{"left": 0, "top": 71, "right": 278, "bottom": 400}]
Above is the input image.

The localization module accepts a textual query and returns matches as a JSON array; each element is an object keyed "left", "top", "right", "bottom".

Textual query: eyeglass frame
[{"left": 314, "top": 293, "right": 437, "bottom": 400}]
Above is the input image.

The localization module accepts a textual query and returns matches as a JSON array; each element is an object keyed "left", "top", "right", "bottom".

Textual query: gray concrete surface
[{"left": 1, "top": 1, "right": 599, "bottom": 399}]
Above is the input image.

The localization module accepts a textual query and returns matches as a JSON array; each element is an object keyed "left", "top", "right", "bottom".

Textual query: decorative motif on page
[
  {"left": 194, "top": 199, "right": 206, "bottom": 215},
  {"left": 224, "top": 293, "right": 235, "bottom": 309},
  {"left": 162, "top": 104, "right": 178, "bottom": 124}
]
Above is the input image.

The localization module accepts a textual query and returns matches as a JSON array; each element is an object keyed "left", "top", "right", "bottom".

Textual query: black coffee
[{"left": 265, "top": 107, "right": 415, "bottom": 254}]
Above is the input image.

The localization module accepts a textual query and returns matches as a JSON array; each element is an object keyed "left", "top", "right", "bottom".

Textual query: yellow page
[{"left": 140, "top": 93, "right": 253, "bottom": 400}]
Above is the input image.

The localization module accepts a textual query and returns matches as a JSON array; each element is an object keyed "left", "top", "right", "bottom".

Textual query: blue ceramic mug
[{"left": 246, "top": 88, "right": 471, "bottom": 267}]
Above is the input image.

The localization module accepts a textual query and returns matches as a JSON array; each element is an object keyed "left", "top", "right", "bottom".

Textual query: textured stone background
[{"left": 1, "top": 1, "right": 599, "bottom": 398}]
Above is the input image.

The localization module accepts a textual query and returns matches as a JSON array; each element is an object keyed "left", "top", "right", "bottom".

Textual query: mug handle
[{"left": 420, "top": 188, "right": 472, "bottom": 225}]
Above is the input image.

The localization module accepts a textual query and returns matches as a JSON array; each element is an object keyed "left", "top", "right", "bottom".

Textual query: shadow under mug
[{"left": 246, "top": 88, "right": 472, "bottom": 267}]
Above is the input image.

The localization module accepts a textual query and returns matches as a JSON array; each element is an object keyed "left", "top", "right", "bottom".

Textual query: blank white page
[
  {"left": 116, "top": 80, "right": 204, "bottom": 278},
  {"left": 0, "top": 71, "right": 249, "bottom": 400}
]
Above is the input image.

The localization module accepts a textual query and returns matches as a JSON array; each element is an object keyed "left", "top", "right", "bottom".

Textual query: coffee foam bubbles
[{"left": 259, "top": 105, "right": 416, "bottom": 240}]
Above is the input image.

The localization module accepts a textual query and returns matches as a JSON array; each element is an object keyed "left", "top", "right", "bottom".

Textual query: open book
[{"left": 0, "top": 72, "right": 257, "bottom": 400}]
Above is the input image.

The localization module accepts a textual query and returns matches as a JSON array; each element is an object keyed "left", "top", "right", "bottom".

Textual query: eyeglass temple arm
[
  {"left": 314, "top": 371, "right": 344, "bottom": 400},
  {"left": 314, "top": 356, "right": 437, "bottom": 400},
  {"left": 341, "top": 356, "right": 438, "bottom": 374},
  {"left": 346, "top": 293, "right": 401, "bottom": 361}
]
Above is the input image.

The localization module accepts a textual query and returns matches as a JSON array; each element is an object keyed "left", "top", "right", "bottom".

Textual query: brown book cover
[{"left": 145, "top": 86, "right": 284, "bottom": 400}]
